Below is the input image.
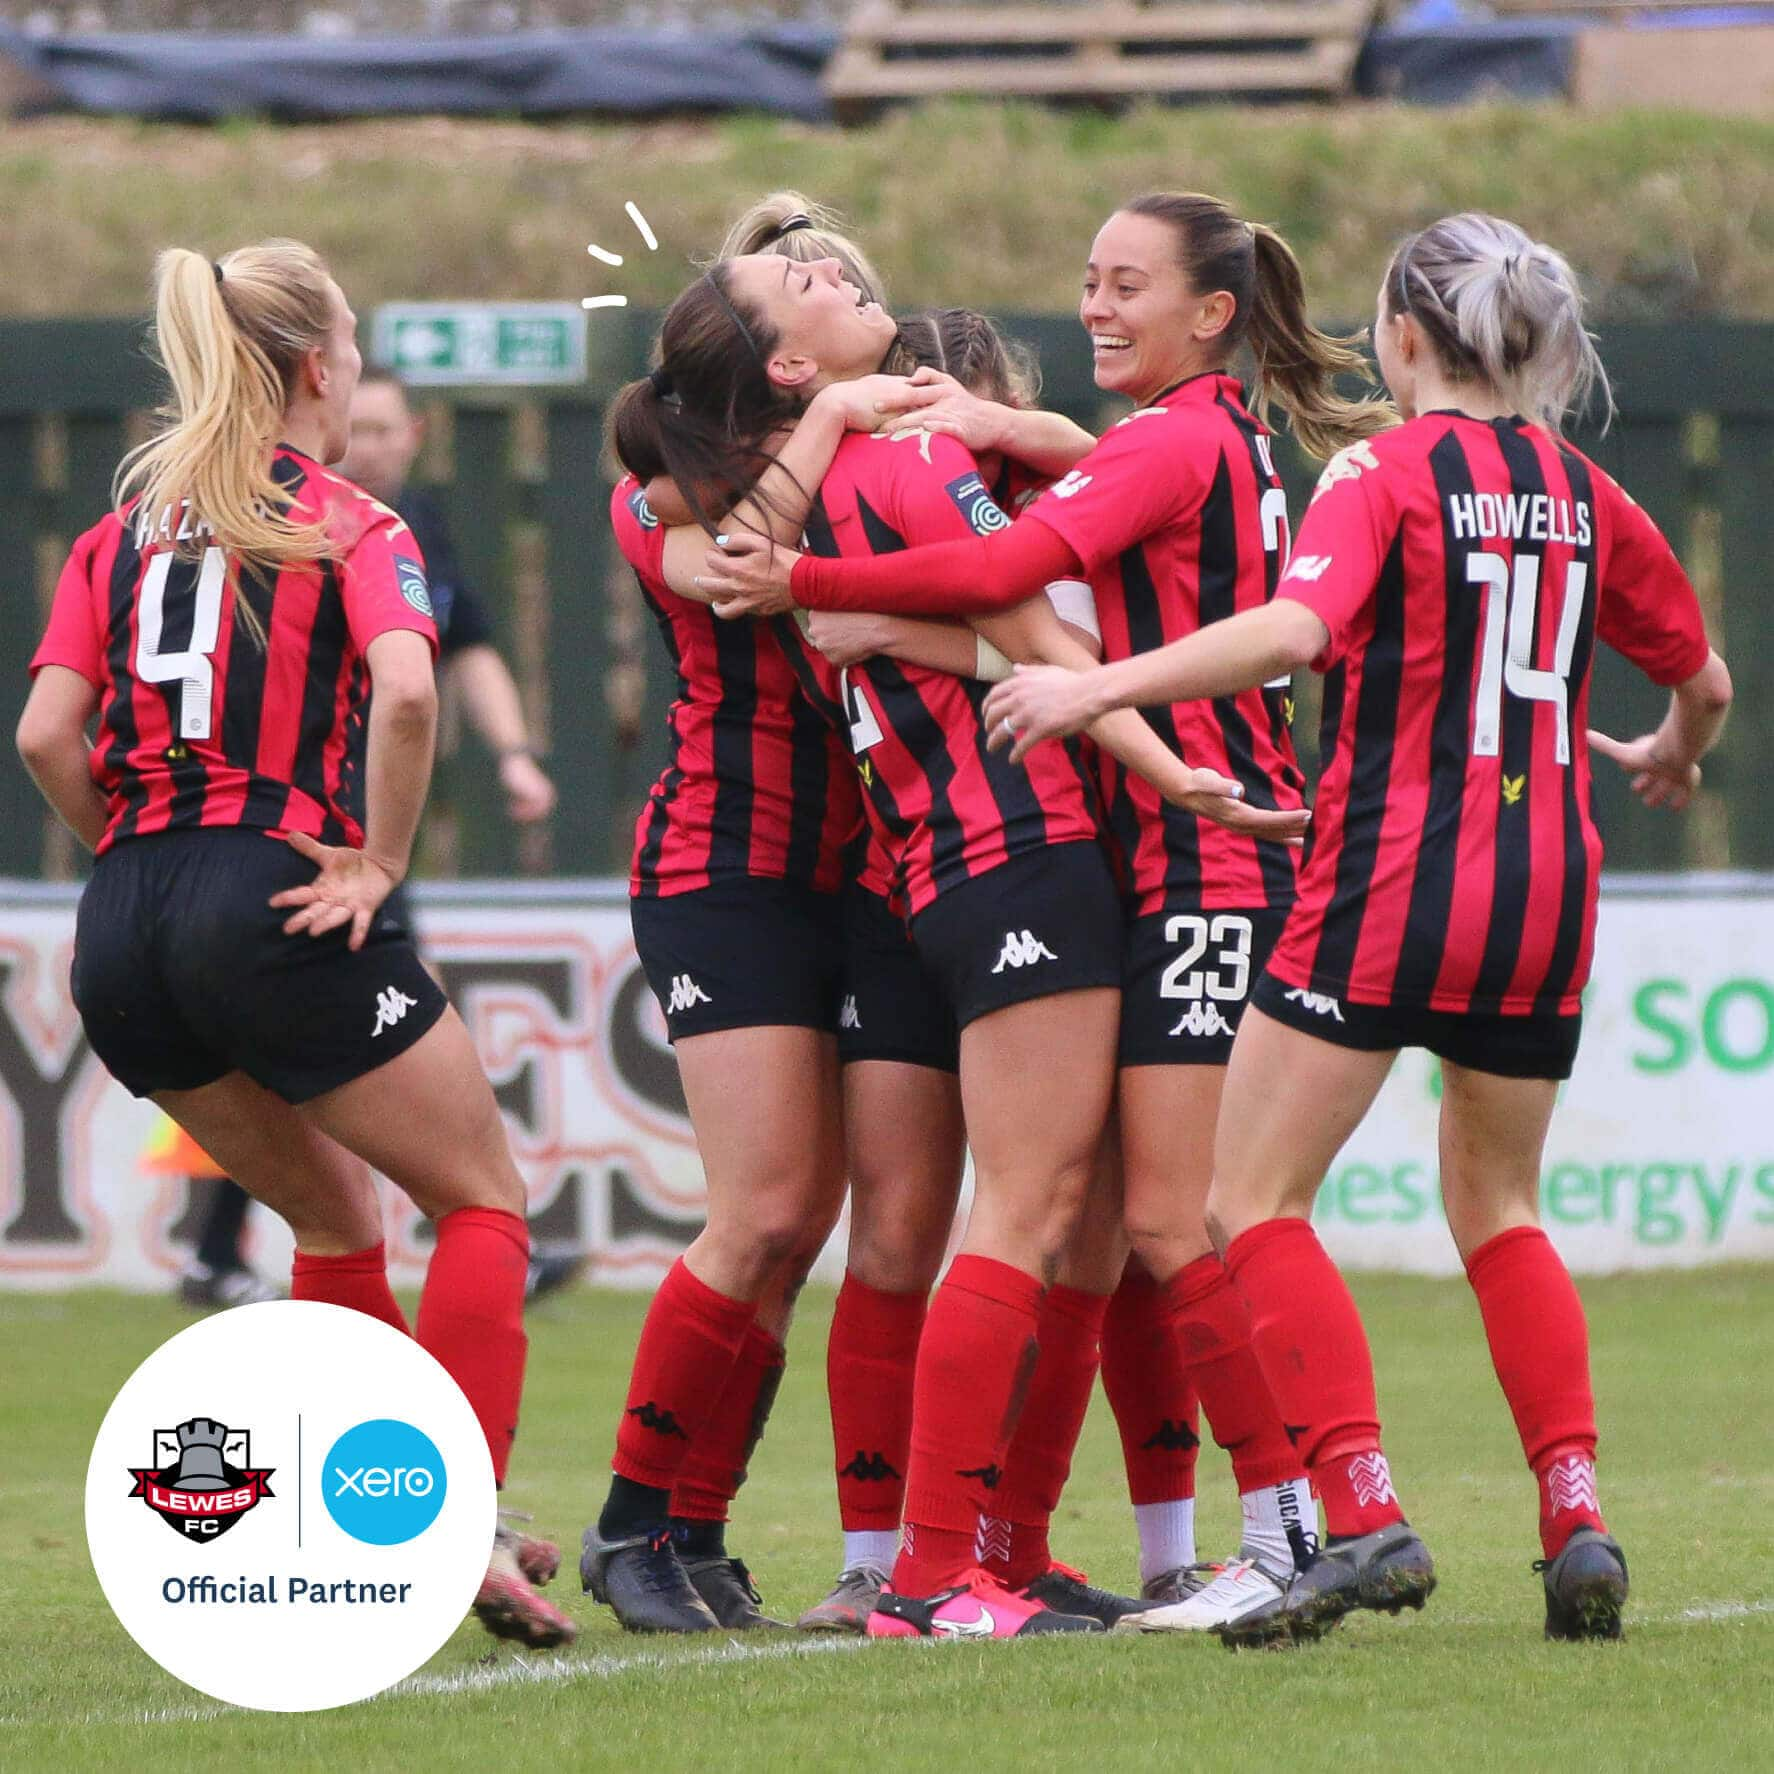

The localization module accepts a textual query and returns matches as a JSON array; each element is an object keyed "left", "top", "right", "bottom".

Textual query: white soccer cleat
[{"left": 1115, "top": 1556, "right": 1287, "bottom": 1632}]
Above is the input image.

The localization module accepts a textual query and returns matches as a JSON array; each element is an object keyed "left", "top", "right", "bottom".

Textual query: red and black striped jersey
[
  {"left": 1270, "top": 412, "right": 1711, "bottom": 1016},
  {"left": 768, "top": 613, "right": 900, "bottom": 904},
  {"left": 614, "top": 477, "right": 859, "bottom": 898},
  {"left": 30, "top": 445, "right": 437, "bottom": 856},
  {"left": 1023, "top": 373, "right": 1305, "bottom": 917},
  {"left": 804, "top": 430, "right": 1103, "bottom": 917}
]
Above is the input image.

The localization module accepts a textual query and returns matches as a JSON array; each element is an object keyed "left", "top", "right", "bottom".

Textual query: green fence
[{"left": 4, "top": 315, "right": 1771, "bottom": 879}]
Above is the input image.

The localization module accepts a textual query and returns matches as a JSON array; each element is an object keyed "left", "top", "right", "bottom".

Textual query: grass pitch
[{"left": 2, "top": 1270, "right": 1770, "bottom": 1772}]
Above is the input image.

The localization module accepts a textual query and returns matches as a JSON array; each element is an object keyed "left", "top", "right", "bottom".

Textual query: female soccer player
[
  {"left": 979, "top": 212, "right": 1733, "bottom": 1646},
  {"left": 630, "top": 242, "right": 1299, "bottom": 1637},
  {"left": 699, "top": 192, "right": 1385, "bottom": 1630},
  {"left": 15, "top": 239, "right": 574, "bottom": 1649}
]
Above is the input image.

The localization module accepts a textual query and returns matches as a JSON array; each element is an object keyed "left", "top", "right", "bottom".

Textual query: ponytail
[
  {"left": 1123, "top": 192, "right": 1394, "bottom": 462},
  {"left": 114, "top": 239, "right": 338, "bottom": 641},
  {"left": 716, "top": 190, "right": 888, "bottom": 308},
  {"left": 1385, "top": 214, "right": 1611, "bottom": 435},
  {"left": 1246, "top": 223, "right": 1396, "bottom": 461}
]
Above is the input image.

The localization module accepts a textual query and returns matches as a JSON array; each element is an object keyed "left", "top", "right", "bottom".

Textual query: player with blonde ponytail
[{"left": 19, "top": 238, "right": 575, "bottom": 1653}]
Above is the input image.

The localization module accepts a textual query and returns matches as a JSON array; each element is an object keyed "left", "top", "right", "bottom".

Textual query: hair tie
[
  {"left": 771, "top": 214, "right": 814, "bottom": 240},
  {"left": 704, "top": 271, "right": 765, "bottom": 373},
  {"left": 213, "top": 261, "right": 225, "bottom": 286},
  {"left": 648, "top": 364, "right": 675, "bottom": 398},
  {"left": 1503, "top": 253, "right": 1521, "bottom": 278}
]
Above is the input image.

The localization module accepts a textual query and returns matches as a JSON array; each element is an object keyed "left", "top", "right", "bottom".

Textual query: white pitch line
[{"left": 18, "top": 1600, "right": 1772, "bottom": 1730}]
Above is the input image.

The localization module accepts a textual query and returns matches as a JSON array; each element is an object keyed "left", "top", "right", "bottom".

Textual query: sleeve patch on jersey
[
  {"left": 627, "top": 487, "right": 661, "bottom": 530},
  {"left": 944, "top": 472, "right": 1011, "bottom": 536},
  {"left": 395, "top": 555, "right": 433, "bottom": 618}
]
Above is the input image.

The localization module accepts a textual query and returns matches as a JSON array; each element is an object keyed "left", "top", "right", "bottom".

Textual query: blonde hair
[
  {"left": 1384, "top": 214, "right": 1611, "bottom": 435},
  {"left": 1124, "top": 192, "right": 1396, "bottom": 461},
  {"left": 716, "top": 190, "right": 888, "bottom": 307},
  {"left": 115, "top": 239, "right": 340, "bottom": 638}
]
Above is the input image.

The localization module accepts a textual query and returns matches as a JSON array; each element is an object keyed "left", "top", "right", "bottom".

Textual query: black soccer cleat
[
  {"left": 1537, "top": 1527, "right": 1629, "bottom": 1642},
  {"left": 1218, "top": 1522, "right": 1437, "bottom": 1649},
  {"left": 1018, "top": 1562, "right": 1147, "bottom": 1628},
  {"left": 682, "top": 1553, "right": 789, "bottom": 1630},
  {"left": 579, "top": 1522, "right": 720, "bottom": 1634}
]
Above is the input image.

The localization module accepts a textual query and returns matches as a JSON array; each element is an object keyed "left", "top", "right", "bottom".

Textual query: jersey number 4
[
  {"left": 137, "top": 547, "right": 227, "bottom": 742},
  {"left": 1468, "top": 550, "right": 1588, "bottom": 765}
]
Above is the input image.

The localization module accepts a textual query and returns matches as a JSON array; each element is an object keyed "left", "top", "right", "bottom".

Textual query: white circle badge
[{"left": 85, "top": 1300, "right": 495, "bottom": 1711}]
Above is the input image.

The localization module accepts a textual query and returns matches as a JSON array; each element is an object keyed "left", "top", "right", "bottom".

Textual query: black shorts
[
  {"left": 909, "top": 841, "right": 1124, "bottom": 1032},
  {"left": 1251, "top": 971, "right": 1582, "bottom": 1081},
  {"left": 630, "top": 875, "right": 844, "bottom": 1043},
  {"left": 1119, "top": 905, "right": 1289, "bottom": 1067},
  {"left": 72, "top": 829, "right": 448, "bottom": 1104},
  {"left": 839, "top": 886, "right": 958, "bottom": 1072}
]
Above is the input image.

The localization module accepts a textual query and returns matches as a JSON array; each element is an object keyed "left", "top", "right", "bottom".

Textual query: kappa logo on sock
[
  {"left": 1348, "top": 1452, "right": 1397, "bottom": 1508},
  {"left": 1282, "top": 1424, "right": 1309, "bottom": 1446},
  {"left": 1141, "top": 1418, "right": 1200, "bottom": 1453},
  {"left": 1546, "top": 1455, "right": 1599, "bottom": 1514},
  {"left": 838, "top": 1450, "right": 901, "bottom": 1483},
  {"left": 626, "top": 1401, "right": 689, "bottom": 1440},
  {"left": 957, "top": 1463, "right": 1002, "bottom": 1491}
]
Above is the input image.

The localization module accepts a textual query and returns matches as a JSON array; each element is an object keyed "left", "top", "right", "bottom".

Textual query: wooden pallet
[{"left": 825, "top": 0, "right": 1378, "bottom": 111}]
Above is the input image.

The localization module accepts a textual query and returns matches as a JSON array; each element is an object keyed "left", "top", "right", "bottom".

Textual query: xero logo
[{"left": 322, "top": 1419, "right": 447, "bottom": 1545}]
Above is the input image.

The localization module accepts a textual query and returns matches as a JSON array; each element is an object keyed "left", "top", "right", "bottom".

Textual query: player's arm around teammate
[
  {"left": 986, "top": 213, "right": 1731, "bottom": 1648},
  {"left": 17, "top": 239, "right": 573, "bottom": 1650}
]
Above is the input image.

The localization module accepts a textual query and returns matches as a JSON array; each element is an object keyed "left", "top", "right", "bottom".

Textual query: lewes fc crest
[{"left": 128, "top": 1417, "right": 274, "bottom": 1543}]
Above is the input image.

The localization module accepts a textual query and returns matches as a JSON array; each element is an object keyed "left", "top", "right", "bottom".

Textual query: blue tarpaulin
[{"left": 0, "top": 24, "right": 842, "bottom": 121}]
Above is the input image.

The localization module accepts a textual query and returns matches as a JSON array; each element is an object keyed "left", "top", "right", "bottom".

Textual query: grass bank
[{"left": 4, "top": 102, "right": 1771, "bottom": 320}]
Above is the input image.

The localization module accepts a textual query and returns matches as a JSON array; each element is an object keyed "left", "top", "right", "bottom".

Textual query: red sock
[
  {"left": 612, "top": 1257, "right": 754, "bottom": 1491},
  {"left": 828, "top": 1272, "right": 927, "bottom": 1532},
  {"left": 669, "top": 1320, "right": 786, "bottom": 1522},
  {"left": 1466, "top": 1226, "right": 1606, "bottom": 1557},
  {"left": 985, "top": 1284, "right": 1108, "bottom": 1587},
  {"left": 1226, "top": 1218, "right": 1404, "bottom": 1539},
  {"left": 1163, "top": 1252, "right": 1304, "bottom": 1494},
  {"left": 291, "top": 1241, "right": 410, "bottom": 1335},
  {"left": 415, "top": 1208, "right": 529, "bottom": 1487},
  {"left": 894, "top": 1254, "right": 1043, "bottom": 1596},
  {"left": 1102, "top": 1261, "right": 1200, "bottom": 1505}
]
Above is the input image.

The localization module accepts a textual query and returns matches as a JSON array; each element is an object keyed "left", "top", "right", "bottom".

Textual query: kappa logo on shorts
[
  {"left": 665, "top": 974, "right": 711, "bottom": 1016},
  {"left": 838, "top": 994, "right": 861, "bottom": 1030},
  {"left": 128, "top": 1417, "right": 274, "bottom": 1544},
  {"left": 371, "top": 986, "right": 419, "bottom": 1038},
  {"left": 1283, "top": 987, "right": 1345, "bottom": 1024},
  {"left": 1168, "top": 1001, "right": 1235, "bottom": 1040},
  {"left": 990, "top": 930, "right": 1059, "bottom": 973}
]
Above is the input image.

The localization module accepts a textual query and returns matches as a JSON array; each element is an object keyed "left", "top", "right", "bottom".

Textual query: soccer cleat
[
  {"left": 1139, "top": 1561, "right": 1225, "bottom": 1606},
  {"left": 473, "top": 1537, "right": 577, "bottom": 1648},
  {"left": 1218, "top": 1523, "right": 1436, "bottom": 1649},
  {"left": 1018, "top": 1561, "right": 1146, "bottom": 1628},
  {"left": 178, "top": 1263, "right": 285, "bottom": 1310},
  {"left": 1536, "top": 1527, "right": 1629, "bottom": 1642},
  {"left": 868, "top": 1568, "right": 1104, "bottom": 1640},
  {"left": 580, "top": 1522, "right": 720, "bottom": 1633},
  {"left": 1117, "top": 1556, "right": 1288, "bottom": 1633},
  {"left": 682, "top": 1553, "right": 788, "bottom": 1629},
  {"left": 797, "top": 1564, "right": 890, "bottom": 1633},
  {"left": 525, "top": 1249, "right": 587, "bottom": 1303},
  {"left": 497, "top": 1510, "right": 560, "bottom": 1587}
]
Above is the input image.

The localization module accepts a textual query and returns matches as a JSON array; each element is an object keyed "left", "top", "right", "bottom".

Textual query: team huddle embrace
[{"left": 17, "top": 185, "right": 1730, "bottom": 1656}]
